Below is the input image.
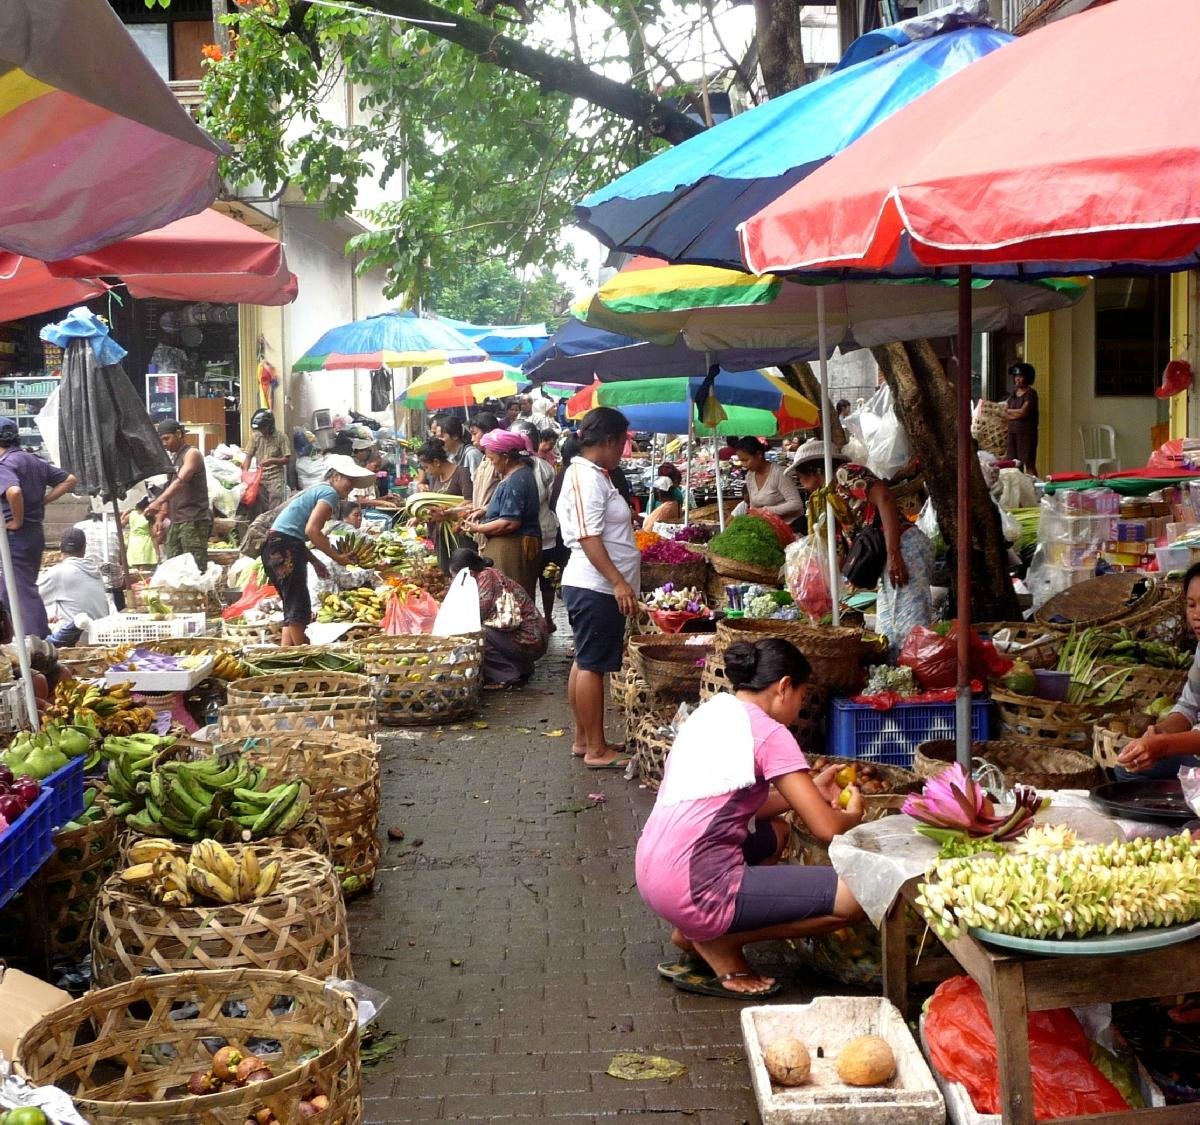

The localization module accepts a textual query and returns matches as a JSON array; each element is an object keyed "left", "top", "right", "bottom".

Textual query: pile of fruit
[
  {"left": 182, "top": 1045, "right": 329, "bottom": 1120},
  {"left": 119, "top": 838, "right": 280, "bottom": 907},
  {"left": 374, "top": 530, "right": 428, "bottom": 566},
  {"left": 110, "top": 644, "right": 254, "bottom": 682},
  {"left": 809, "top": 756, "right": 892, "bottom": 797},
  {"left": 330, "top": 529, "right": 378, "bottom": 567},
  {"left": 0, "top": 771, "right": 42, "bottom": 834},
  {"left": 2, "top": 721, "right": 91, "bottom": 779},
  {"left": 44, "top": 680, "right": 157, "bottom": 737},
  {"left": 762, "top": 1033, "right": 896, "bottom": 1089},
  {"left": 103, "top": 734, "right": 310, "bottom": 842},
  {"left": 316, "top": 588, "right": 385, "bottom": 624}
]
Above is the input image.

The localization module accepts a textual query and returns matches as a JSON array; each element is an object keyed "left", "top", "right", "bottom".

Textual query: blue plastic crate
[
  {"left": 828, "top": 697, "right": 992, "bottom": 768},
  {"left": 43, "top": 755, "right": 85, "bottom": 829},
  {"left": 0, "top": 786, "right": 55, "bottom": 909}
]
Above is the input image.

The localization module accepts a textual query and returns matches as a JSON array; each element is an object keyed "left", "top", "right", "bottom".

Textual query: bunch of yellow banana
[
  {"left": 210, "top": 652, "right": 254, "bottom": 681},
  {"left": 120, "top": 838, "right": 282, "bottom": 906},
  {"left": 316, "top": 588, "right": 384, "bottom": 624},
  {"left": 46, "top": 679, "right": 157, "bottom": 736}
]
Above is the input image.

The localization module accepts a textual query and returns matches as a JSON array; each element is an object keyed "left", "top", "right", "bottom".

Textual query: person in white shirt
[
  {"left": 39, "top": 529, "right": 110, "bottom": 647},
  {"left": 554, "top": 407, "right": 640, "bottom": 770}
]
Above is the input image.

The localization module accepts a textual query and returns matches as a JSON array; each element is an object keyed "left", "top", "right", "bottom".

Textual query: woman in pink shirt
[{"left": 635, "top": 638, "right": 865, "bottom": 998}]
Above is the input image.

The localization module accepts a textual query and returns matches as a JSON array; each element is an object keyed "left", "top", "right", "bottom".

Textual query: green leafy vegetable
[{"left": 708, "top": 516, "right": 785, "bottom": 570}]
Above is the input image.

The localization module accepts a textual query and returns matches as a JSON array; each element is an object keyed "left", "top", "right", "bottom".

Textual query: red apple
[
  {"left": 0, "top": 766, "right": 14, "bottom": 788},
  {"left": 11, "top": 777, "right": 39, "bottom": 805},
  {"left": 0, "top": 793, "right": 26, "bottom": 821}
]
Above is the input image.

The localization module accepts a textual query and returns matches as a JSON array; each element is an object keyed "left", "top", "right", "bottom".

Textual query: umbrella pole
[
  {"left": 684, "top": 396, "right": 694, "bottom": 526},
  {"left": 0, "top": 522, "right": 42, "bottom": 730},
  {"left": 956, "top": 266, "right": 974, "bottom": 771},
  {"left": 111, "top": 497, "right": 130, "bottom": 591},
  {"left": 714, "top": 432, "right": 725, "bottom": 532},
  {"left": 816, "top": 288, "right": 841, "bottom": 627}
]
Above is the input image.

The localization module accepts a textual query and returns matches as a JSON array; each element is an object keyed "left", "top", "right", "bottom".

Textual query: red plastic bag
[
  {"left": 383, "top": 589, "right": 440, "bottom": 635},
  {"left": 649, "top": 609, "right": 706, "bottom": 633},
  {"left": 897, "top": 623, "right": 1012, "bottom": 690},
  {"left": 925, "top": 976, "right": 1128, "bottom": 1118},
  {"left": 241, "top": 465, "right": 263, "bottom": 508},
  {"left": 221, "top": 574, "right": 277, "bottom": 621}
]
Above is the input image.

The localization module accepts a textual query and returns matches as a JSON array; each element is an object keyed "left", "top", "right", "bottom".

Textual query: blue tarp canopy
[{"left": 433, "top": 316, "right": 549, "bottom": 362}]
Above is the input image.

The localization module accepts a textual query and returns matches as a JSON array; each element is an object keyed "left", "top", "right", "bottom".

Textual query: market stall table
[{"left": 881, "top": 877, "right": 1200, "bottom": 1125}]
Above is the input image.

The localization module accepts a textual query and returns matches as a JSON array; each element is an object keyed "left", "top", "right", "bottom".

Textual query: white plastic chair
[{"left": 1079, "top": 424, "right": 1118, "bottom": 476}]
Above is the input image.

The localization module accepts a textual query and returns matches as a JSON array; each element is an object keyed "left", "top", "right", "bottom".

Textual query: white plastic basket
[
  {"left": 0, "top": 683, "right": 25, "bottom": 734},
  {"left": 104, "top": 657, "right": 214, "bottom": 692},
  {"left": 86, "top": 613, "right": 207, "bottom": 646}
]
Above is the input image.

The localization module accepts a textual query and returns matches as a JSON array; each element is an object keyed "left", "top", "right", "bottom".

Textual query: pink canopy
[
  {"left": 738, "top": 0, "right": 1200, "bottom": 276},
  {"left": 0, "top": 254, "right": 105, "bottom": 323}
]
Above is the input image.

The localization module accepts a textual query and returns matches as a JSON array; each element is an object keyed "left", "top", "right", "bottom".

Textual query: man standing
[
  {"left": 245, "top": 410, "right": 291, "bottom": 508},
  {"left": 38, "top": 529, "right": 109, "bottom": 647},
  {"left": 147, "top": 419, "right": 211, "bottom": 571},
  {"left": 0, "top": 417, "right": 76, "bottom": 636}
]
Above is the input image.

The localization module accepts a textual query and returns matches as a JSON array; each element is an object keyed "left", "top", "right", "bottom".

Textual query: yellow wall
[{"left": 1169, "top": 271, "right": 1195, "bottom": 440}]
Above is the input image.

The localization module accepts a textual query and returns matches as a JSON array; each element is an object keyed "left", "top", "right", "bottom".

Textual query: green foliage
[
  {"left": 424, "top": 259, "right": 572, "bottom": 325},
  {"left": 708, "top": 516, "right": 785, "bottom": 569}
]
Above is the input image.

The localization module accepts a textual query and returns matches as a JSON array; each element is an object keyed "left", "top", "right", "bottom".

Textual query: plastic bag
[
  {"left": 384, "top": 588, "right": 440, "bottom": 635},
  {"left": 897, "top": 624, "right": 1012, "bottom": 690},
  {"left": 925, "top": 976, "right": 1129, "bottom": 1118},
  {"left": 784, "top": 534, "right": 832, "bottom": 623},
  {"left": 432, "top": 570, "right": 481, "bottom": 636},
  {"left": 847, "top": 384, "right": 912, "bottom": 480},
  {"left": 221, "top": 573, "right": 278, "bottom": 621},
  {"left": 149, "top": 554, "right": 221, "bottom": 593},
  {"left": 241, "top": 465, "right": 263, "bottom": 508},
  {"left": 997, "top": 466, "right": 1037, "bottom": 510},
  {"left": 916, "top": 498, "right": 945, "bottom": 555}
]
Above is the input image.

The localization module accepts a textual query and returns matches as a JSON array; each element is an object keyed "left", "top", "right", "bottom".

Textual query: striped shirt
[{"left": 555, "top": 457, "right": 639, "bottom": 594}]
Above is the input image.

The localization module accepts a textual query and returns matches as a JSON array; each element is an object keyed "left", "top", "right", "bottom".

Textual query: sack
[
  {"left": 842, "top": 522, "right": 887, "bottom": 588},
  {"left": 971, "top": 398, "right": 1008, "bottom": 458},
  {"left": 383, "top": 588, "right": 440, "bottom": 635},
  {"left": 484, "top": 588, "right": 522, "bottom": 631},
  {"left": 432, "top": 570, "right": 482, "bottom": 636},
  {"left": 240, "top": 465, "right": 263, "bottom": 509}
]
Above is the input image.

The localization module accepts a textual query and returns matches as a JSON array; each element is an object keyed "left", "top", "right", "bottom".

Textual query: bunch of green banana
[
  {"left": 58, "top": 785, "right": 105, "bottom": 832},
  {"left": 103, "top": 733, "right": 178, "bottom": 816},
  {"left": 316, "top": 588, "right": 385, "bottom": 624},
  {"left": 225, "top": 779, "right": 310, "bottom": 840},
  {"left": 331, "top": 530, "right": 379, "bottom": 567}
]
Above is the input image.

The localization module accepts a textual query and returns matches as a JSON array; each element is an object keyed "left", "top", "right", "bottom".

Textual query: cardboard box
[{"left": 0, "top": 966, "right": 72, "bottom": 1060}]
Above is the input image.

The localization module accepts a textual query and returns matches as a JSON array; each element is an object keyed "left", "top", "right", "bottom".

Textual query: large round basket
[
  {"left": 225, "top": 671, "right": 373, "bottom": 706},
  {"left": 990, "top": 687, "right": 1139, "bottom": 750},
  {"left": 1034, "top": 572, "right": 1159, "bottom": 628},
  {"left": 698, "top": 651, "right": 829, "bottom": 747},
  {"left": 630, "top": 712, "right": 675, "bottom": 789},
  {"left": 238, "top": 644, "right": 364, "bottom": 674},
  {"left": 639, "top": 553, "right": 707, "bottom": 594},
  {"left": 16, "top": 967, "right": 361, "bottom": 1125},
  {"left": 217, "top": 696, "right": 377, "bottom": 739},
  {"left": 972, "top": 622, "right": 1064, "bottom": 670},
  {"left": 913, "top": 738, "right": 1105, "bottom": 791},
  {"left": 715, "top": 616, "right": 864, "bottom": 693},
  {"left": 127, "top": 587, "right": 213, "bottom": 615},
  {"left": 363, "top": 634, "right": 483, "bottom": 726},
  {"left": 46, "top": 813, "right": 121, "bottom": 962},
  {"left": 708, "top": 553, "right": 781, "bottom": 585},
  {"left": 91, "top": 845, "right": 351, "bottom": 987},
  {"left": 630, "top": 638, "right": 714, "bottom": 700},
  {"left": 231, "top": 733, "right": 381, "bottom": 897},
  {"left": 1095, "top": 662, "right": 1189, "bottom": 701},
  {"left": 222, "top": 617, "right": 284, "bottom": 646}
]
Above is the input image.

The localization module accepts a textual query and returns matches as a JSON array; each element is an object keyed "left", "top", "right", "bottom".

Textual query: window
[
  {"left": 1094, "top": 276, "right": 1170, "bottom": 397},
  {"left": 125, "top": 24, "right": 170, "bottom": 81}
]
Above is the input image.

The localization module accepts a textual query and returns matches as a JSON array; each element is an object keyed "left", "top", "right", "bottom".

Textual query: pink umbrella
[{"left": 0, "top": 254, "right": 106, "bottom": 323}]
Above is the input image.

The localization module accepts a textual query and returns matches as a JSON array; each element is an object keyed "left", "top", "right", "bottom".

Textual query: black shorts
[
  {"left": 563, "top": 585, "right": 626, "bottom": 673},
  {"left": 729, "top": 863, "right": 839, "bottom": 934},
  {"left": 260, "top": 531, "right": 312, "bottom": 626}
]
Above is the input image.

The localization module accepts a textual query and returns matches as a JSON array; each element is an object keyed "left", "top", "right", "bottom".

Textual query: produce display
[
  {"left": 119, "top": 839, "right": 281, "bottom": 906},
  {"left": 1053, "top": 627, "right": 1134, "bottom": 705},
  {"left": 1098, "top": 629, "right": 1193, "bottom": 669},
  {"left": 744, "top": 586, "right": 798, "bottom": 621},
  {"left": 639, "top": 538, "right": 701, "bottom": 564},
  {"left": 708, "top": 515, "right": 786, "bottom": 569},
  {"left": 103, "top": 734, "right": 311, "bottom": 842},
  {"left": 108, "top": 649, "right": 209, "bottom": 674},
  {"left": 642, "top": 583, "right": 706, "bottom": 613},
  {"left": 242, "top": 648, "right": 365, "bottom": 675},
  {"left": 917, "top": 831, "right": 1200, "bottom": 942},
  {"left": 1101, "top": 694, "right": 1175, "bottom": 738},
  {"left": 808, "top": 756, "right": 892, "bottom": 797},
  {"left": 0, "top": 772, "right": 42, "bottom": 834},
  {"left": 2, "top": 722, "right": 89, "bottom": 778},
  {"left": 316, "top": 587, "right": 385, "bottom": 624},
  {"left": 330, "top": 529, "right": 379, "bottom": 567},
  {"left": 672, "top": 523, "right": 715, "bottom": 544},
  {"left": 184, "top": 1045, "right": 329, "bottom": 1118},
  {"left": 44, "top": 680, "right": 157, "bottom": 737},
  {"left": 862, "top": 664, "right": 917, "bottom": 696},
  {"left": 108, "top": 643, "right": 255, "bottom": 682}
]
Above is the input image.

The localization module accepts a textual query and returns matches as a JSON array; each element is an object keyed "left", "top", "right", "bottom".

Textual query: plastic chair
[{"left": 1079, "top": 424, "right": 1118, "bottom": 476}]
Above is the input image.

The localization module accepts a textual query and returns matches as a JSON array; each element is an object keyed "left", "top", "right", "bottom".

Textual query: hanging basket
[
  {"left": 231, "top": 733, "right": 381, "bottom": 897},
  {"left": 708, "top": 553, "right": 781, "bottom": 585},
  {"left": 16, "top": 968, "right": 361, "bottom": 1125},
  {"left": 91, "top": 845, "right": 351, "bottom": 987},
  {"left": 913, "top": 738, "right": 1105, "bottom": 792},
  {"left": 715, "top": 616, "right": 864, "bottom": 693},
  {"left": 225, "top": 671, "right": 374, "bottom": 706},
  {"left": 364, "top": 635, "right": 483, "bottom": 726}
]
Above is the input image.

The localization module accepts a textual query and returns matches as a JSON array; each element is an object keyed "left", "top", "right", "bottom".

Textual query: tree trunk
[
  {"left": 872, "top": 341, "right": 1020, "bottom": 623},
  {"left": 778, "top": 362, "right": 846, "bottom": 448},
  {"left": 753, "top": 0, "right": 808, "bottom": 97}
]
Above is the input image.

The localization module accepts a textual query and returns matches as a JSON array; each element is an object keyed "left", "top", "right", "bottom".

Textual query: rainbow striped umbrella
[
  {"left": 398, "top": 362, "right": 528, "bottom": 410},
  {"left": 1, "top": 0, "right": 221, "bottom": 259},
  {"left": 294, "top": 311, "right": 486, "bottom": 372}
]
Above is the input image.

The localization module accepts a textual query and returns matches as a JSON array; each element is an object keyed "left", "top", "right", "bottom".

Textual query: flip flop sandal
[
  {"left": 656, "top": 955, "right": 705, "bottom": 980},
  {"left": 584, "top": 753, "right": 633, "bottom": 770},
  {"left": 671, "top": 970, "right": 781, "bottom": 1000}
]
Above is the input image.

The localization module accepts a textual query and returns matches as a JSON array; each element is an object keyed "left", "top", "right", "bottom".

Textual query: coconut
[
  {"left": 835, "top": 1035, "right": 896, "bottom": 1086},
  {"left": 763, "top": 1037, "right": 811, "bottom": 1086}
]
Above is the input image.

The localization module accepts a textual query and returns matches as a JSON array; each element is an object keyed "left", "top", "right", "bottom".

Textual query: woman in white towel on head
[{"left": 635, "top": 638, "right": 865, "bottom": 999}]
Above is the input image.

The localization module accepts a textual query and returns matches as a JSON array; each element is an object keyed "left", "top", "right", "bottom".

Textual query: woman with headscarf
[
  {"left": 450, "top": 547, "right": 549, "bottom": 689},
  {"left": 460, "top": 429, "right": 542, "bottom": 596}
]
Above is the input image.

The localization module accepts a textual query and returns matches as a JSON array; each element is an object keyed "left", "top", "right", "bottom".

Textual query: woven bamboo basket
[
  {"left": 364, "top": 635, "right": 483, "bottom": 726},
  {"left": 621, "top": 675, "right": 680, "bottom": 741},
  {"left": 1092, "top": 724, "right": 1131, "bottom": 770},
  {"left": 208, "top": 547, "right": 240, "bottom": 566},
  {"left": 639, "top": 554, "right": 707, "bottom": 594},
  {"left": 705, "top": 565, "right": 733, "bottom": 608},
  {"left": 1116, "top": 588, "right": 1188, "bottom": 647},
  {"left": 140, "top": 637, "right": 244, "bottom": 656},
  {"left": 1034, "top": 572, "right": 1160, "bottom": 628},
  {"left": 970, "top": 400, "right": 1009, "bottom": 459},
  {"left": 914, "top": 738, "right": 1105, "bottom": 791},
  {"left": 237, "top": 644, "right": 363, "bottom": 673},
  {"left": 217, "top": 697, "right": 377, "bottom": 738},
  {"left": 630, "top": 713, "right": 675, "bottom": 789},
  {"left": 972, "top": 621, "right": 1064, "bottom": 670},
  {"left": 689, "top": 500, "right": 740, "bottom": 522},
  {"left": 630, "top": 638, "right": 714, "bottom": 699},
  {"left": 119, "top": 813, "right": 334, "bottom": 860},
  {"left": 698, "top": 652, "right": 731, "bottom": 700},
  {"left": 221, "top": 617, "right": 285, "bottom": 646},
  {"left": 697, "top": 653, "right": 829, "bottom": 747},
  {"left": 225, "top": 671, "right": 373, "bottom": 706},
  {"left": 232, "top": 734, "right": 381, "bottom": 897},
  {"left": 16, "top": 967, "right": 361, "bottom": 1125},
  {"left": 57, "top": 645, "right": 115, "bottom": 679},
  {"left": 608, "top": 666, "right": 636, "bottom": 713},
  {"left": 349, "top": 631, "right": 481, "bottom": 657},
  {"left": 991, "top": 687, "right": 1139, "bottom": 750},
  {"left": 127, "top": 587, "right": 214, "bottom": 615},
  {"left": 91, "top": 846, "right": 351, "bottom": 987},
  {"left": 1094, "top": 662, "right": 1188, "bottom": 700},
  {"left": 715, "top": 616, "right": 864, "bottom": 693},
  {"left": 708, "top": 553, "right": 782, "bottom": 585}
]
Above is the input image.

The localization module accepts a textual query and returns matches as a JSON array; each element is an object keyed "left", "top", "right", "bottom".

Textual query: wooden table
[{"left": 882, "top": 876, "right": 1200, "bottom": 1124}]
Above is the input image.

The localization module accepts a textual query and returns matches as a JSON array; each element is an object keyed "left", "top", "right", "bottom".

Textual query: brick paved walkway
[{"left": 348, "top": 625, "right": 839, "bottom": 1122}]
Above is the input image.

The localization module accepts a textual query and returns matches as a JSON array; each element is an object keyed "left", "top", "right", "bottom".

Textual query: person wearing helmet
[{"left": 246, "top": 410, "right": 292, "bottom": 509}]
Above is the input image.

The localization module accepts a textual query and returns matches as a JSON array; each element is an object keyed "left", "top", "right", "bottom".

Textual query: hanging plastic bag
[
  {"left": 784, "top": 534, "right": 832, "bottom": 623},
  {"left": 240, "top": 465, "right": 263, "bottom": 508},
  {"left": 925, "top": 976, "right": 1129, "bottom": 1117},
  {"left": 384, "top": 588, "right": 441, "bottom": 635},
  {"left": 916, "top": 498, "right": 944, "bottom": 555},
  {"left": 221, "top": 573, "right": 278, "bottom": 621},
  {"left": 432, "top": 570, "right": 481, "bottom": 636},
  {"left": 850, "top": 384, "right": 912, "bottom": 480}
]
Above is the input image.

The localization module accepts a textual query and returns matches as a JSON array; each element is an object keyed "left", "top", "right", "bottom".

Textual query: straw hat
[{"left": 789, "top": 439, "right": 849, "bottom": 476}]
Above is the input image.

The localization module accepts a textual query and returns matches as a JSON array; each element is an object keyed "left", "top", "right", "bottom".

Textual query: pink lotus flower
[{"left": 903, "top": 762, "right": 1044, "bottom": 842}]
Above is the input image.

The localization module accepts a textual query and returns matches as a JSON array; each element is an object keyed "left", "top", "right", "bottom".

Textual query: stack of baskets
[
  {"left": 629, "top": 633, "right": 714, "bottom": 701},
  {"left": 355, "top": 633, "right": 483, "bottom": 726},
  {"left": 219, "top": 670, "right": 377, "bottom": 738}
]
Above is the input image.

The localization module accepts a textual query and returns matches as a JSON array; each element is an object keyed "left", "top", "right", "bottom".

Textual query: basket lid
[{"left": 1034, "top": 572, "right": 1159, "bottom": 628}]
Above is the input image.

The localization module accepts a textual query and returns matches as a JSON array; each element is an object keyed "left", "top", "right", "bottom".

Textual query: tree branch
[{"left": 362, "top": 0, "right": 705, "bottom": 143}]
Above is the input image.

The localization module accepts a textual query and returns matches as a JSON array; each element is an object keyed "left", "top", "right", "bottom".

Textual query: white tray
[
  {"left": 741, "top": 996, "right": 944, "bottom": 1125},
  {"left": 105, "top": 657, "right": 214, "bottom": 692}
]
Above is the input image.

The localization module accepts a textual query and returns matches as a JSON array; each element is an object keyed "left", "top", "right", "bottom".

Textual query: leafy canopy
[{"left": 425, "top": 259, "right": 572, "bottom": 325}]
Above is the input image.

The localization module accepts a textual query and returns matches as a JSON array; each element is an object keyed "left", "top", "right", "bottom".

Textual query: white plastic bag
[
  {"left": 998, "top": 466, "right": 1038, "bottom": 509},
  {"left": 845, "top": 384, "right": 911, "bottom": 480},
  {"left": 916, "top": 498, "right": 945, "bottom": 555},
  {"left": 149, "top": 554, "right": 221, "bottom": 592},
  {"left": 433, "top": 570, "right": 482, "bottom": 636}
]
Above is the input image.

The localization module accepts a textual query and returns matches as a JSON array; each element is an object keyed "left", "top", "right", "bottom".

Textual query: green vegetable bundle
[
  {"left": 405, "top": 491, "right": 465, "bottom": 556},
  {"left": 708, "top": 516, "right": 785, "bottom": 569}
]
